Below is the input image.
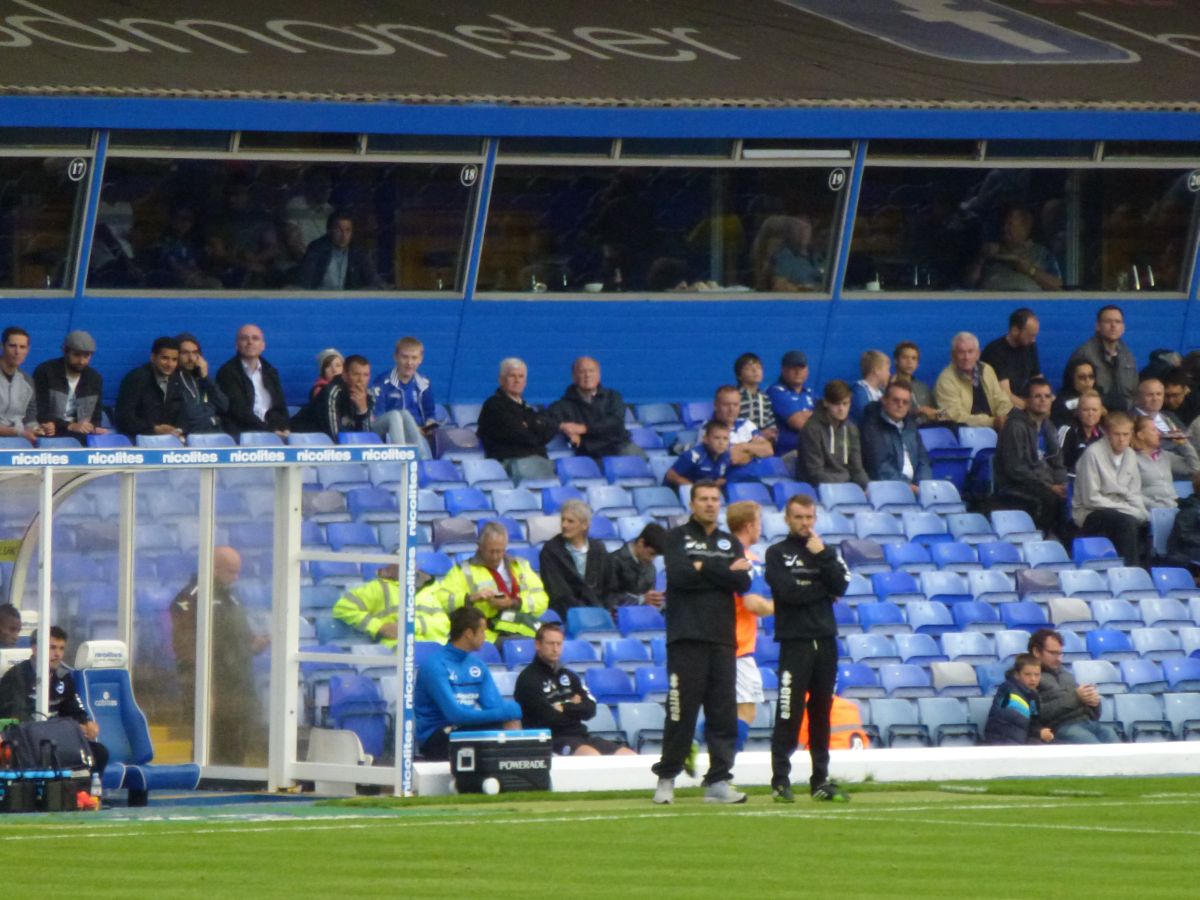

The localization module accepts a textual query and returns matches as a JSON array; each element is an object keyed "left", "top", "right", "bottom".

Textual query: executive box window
[
  {"left": 89, "top": 158, "right": 479, "bottom": 292},
  {"left": 476, "top": 165, "right": 847, "bottom": 294},
  {"left": 846, "top": 166, "right": 1199, "bottom": 293},
  {"left": 0, "top": 156, "right": 89, "bottom": 290}
]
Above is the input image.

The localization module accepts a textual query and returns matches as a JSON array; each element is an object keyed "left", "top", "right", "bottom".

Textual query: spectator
[
  {"left": 993, "top": 377, "right": 1068, "bottom": 536},
  {"left": 799, "top": 380, "right": 868, "bottom": 488},
  {"left": 297, "top": 210, "right": 382, "bottom": 290},
  {"left": 968, "top": 207, "right": 1062, "bottom": 291},
  {"left": 983, "top": 653, "right": 1053, "bottom": 746},
  {"left": 1072, "top": 411, "right": 1147, "bottom": 566},
  {"left": 213, "top": 177, "right": 285, "bottom": 289},
  {"left": 934, "top": 331, "right": 1012, "bottom": 429},
  {"left": 1028, "top": 628, "right": 1119, "bottom": 744},
  {"left": 1067, "top": 305, "right": 1137, "bottom": 412},
  {"left": 476, "top": 357, "right": 558, "bottom": 482},
  {"left": 539, "top": 500, "right": 611, "bottom": 618},
  {"left": 547, "top": 356, "right": 641, "bottom": 459},
  {"left": 711, "top": 384, "right": 774, "bottom": 478},
  {"left": 1059, "top": 389, "right": 1104, "bottom": 475},
  {"left": 284, "top": 168, "right": 335, "bottom": 261},
  {"left": 33, "top": 330, "right": 107, "bottom": 444},
  {"left": 1166, "top": 470, "right": 1200, "bottom": 576},
  {"left": 892, "top": 341, "right": 941, "bottom": 424},
  {"left": 371, "top": 336, "right": 438, "bottom": 459},
  {"left": 1163, "top": 367, "right": 1199, "bottom": 428},
  {"left": 752, "top": 215, "right": 822, "bottom": 292},
  {"left": 114, "top": 336, "right": 183, "bottom": 440},
  {"left": 606, "top": 522, "right": 667, "bottom": 608},
  {"left": 438, "top": 520, "right": 548, "bottom": 645},
  {"left": 849, "top": 350, "right": 890, "bottom": 424},
  {"left": 215, "top": 324, "right": 290, "bottom": 437},
  {"left": 726, "top": 501, "right": 774, "bottom": 753},
  {"left": 0, "top": 326, "right": 39, "bottom": 443},
  {"left": 514, "top": 623, "right": 636, "bottom": 757},
  {"left": 652, "top": 481, "right": 751, "bottom": 805},
  {"left": 1051, "top": 358, "right": 1097, "bottom": 428},
  {"left": 147, "top": 206, "right": 215, "bottom": 289},
  {"left": 860, "top": 381, "right": 932, "bottom": 493},
  {"left": 290, "top": 353, "right": 373, "bottom": 440},
  {"left": 766, "top": 350, "right": 815, "bottom": 456},
  {"left": 665, "top": 420, "right": 732, "bottom": 488},
  {"left": 0, "top": 603, "right": 20, "bottom": 648},
  {"left": 414, "top": 606, "right": 522, "bottom": 761},
  {"left": 167, "top": 332, "right": 229, "bottom": 437},
  {"left": 1133, "top": 414, "right": 1196, "bottom": 510},
  {"left": 981, "top": 307, "right": 1042, "bottom": 410},
  {"left": 333, "top": 561, "right": 451, "bottom": 647},
  {"left": 734, "top": 352, "right": 777, "bottom": 440},
  {"left": 1133, "top": 376, "right": 1195, "bottom": 473},
  {"left": 310, "top": 348, "right": 343, "bottom": 401}
]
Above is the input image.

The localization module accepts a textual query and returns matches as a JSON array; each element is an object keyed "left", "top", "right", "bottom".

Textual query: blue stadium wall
[{"left": 6, "top": 99, "right": 1200, "bottom": 408}]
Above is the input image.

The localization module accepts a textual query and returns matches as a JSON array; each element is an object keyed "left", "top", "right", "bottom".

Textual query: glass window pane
[
  {"left": 238, "top": 132, "right": 359, "bottom": 153},
  {"left": 1103, "top": 141, "right": 1199, "bottom": 159},
  {"left": 367, "top": 135, "right": 483, "bottom": 155},
  {"left": 478, "top": 165, "right": 847, "bottom": 293},
  {"left": 89, "top": 159, "right": 478, "bottom": 291},
  {"left": 0, "top": 128, "right": 91, "bottom": 148},
  {"left": 985, "top": 140, "right": 1094, "bottom": 159},
  {"left": 498, "top": 137, "right": 613, "bottom": 157},
  {"left": 110, "top": 130, "right": 232, "bottom": 151},
  {"left": 867, "top": 139, "right": 978, "bottom": 159},
  {"left": 0, "top": 157, "right": 88, "bottom": 290},
  {"left": 620, "top": 138, "right": 732, "bottom": 159}
]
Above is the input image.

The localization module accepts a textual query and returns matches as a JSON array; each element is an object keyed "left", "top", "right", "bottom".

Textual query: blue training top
[{"left": 414, "top": 643, "right": 521, "bottom": 744}]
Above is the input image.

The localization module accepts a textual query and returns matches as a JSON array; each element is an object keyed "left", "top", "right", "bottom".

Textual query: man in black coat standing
[
  {"left": 765, "top": 492, "right": 850, "bottom": 803},
  {"left": 215, "top": 323, "right": 290, "bottom": 436}
]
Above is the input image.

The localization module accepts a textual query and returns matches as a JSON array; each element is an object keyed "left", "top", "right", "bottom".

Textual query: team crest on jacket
[
  {"left": 469, "top": 666, "right": 481, "bottom": 678},
  {"left": 560, "top": 674, "right": 570, "bottom": 686},
  {"left": 717, "top": 539, "right": 731, "bottom": 550}
]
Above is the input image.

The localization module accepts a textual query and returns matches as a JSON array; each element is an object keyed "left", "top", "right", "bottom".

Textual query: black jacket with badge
[
  {"left": 765, "top": 533, "right": 850, "bottom": 641},
  {"left": 513, "top": 655, "right": 596, "bottom": 738},
  {"left": 663, "top": 518, "right": 750, "bottom": 645},
  {"left": 0, "top": 658, "right": 91, "bottom": 724}
]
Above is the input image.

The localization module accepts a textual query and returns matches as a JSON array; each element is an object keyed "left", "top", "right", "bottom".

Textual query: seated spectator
[
  {"left": 1163, "top": 367, "right": 1199, "bottom": 428},
  {"left": 539, "top": 500, "right": 612, "bottom": 618},
  {"left": 1166, "top": 470, "right": 1200, "bottom": 576},
  {"left": 311, "top": 348, "right": 343, "bottom": 401},
  {"left": 146, "top": 206, "right": 216, "bottom": 289},
  {"left": 371, "top": 336, "right": 438, "bottom": 459},
  {"left": 1133, "top": 376, "right": 1196, "bottom": 473},
  {"left": 860, "top": 381, "right": 932, "bottom": 493},
  {"left": 892, "top": 341, "right": 941, "bottom": 424},
  {"left": 984, "top": 653, "right": 1053, "bottom": 746},
  {"left": 33, "top": 330, "right": 107, "bottom": 444},
  {"left": 993, "top": 378, "right": 1067, "bottom": 536},
  {"left": 1059, "top": 390, "right": 1104, "bottom": 475},
  {"left": 711, "top": 384, "right": 773, "bottom": 479},
  {"left": 981, "top": 307, "right": 1042, "bottom": 410},
  {"left": 115, "top": 336, "right": 183, "bottom": 440},
  {"left": 547, "top": 356, "right": 641, "bottom": 459},
  {"left": 290, "top": 354, "right": 373, "bottom": 440},
  {"left": 514, "top": 623, "right": 636, "bottom": 757},
  {"left": 733, "top": 352, "right": 777, "bottom": 440},
  {"left": 1028, "top": 628, "right": 1119, "bottom": 744},
  {"left": 1133, "top": 414, "right": 1196, "bottom": 510},
  {"left": 413, "top": 606, "right": 522, "bottom": 761},
  {"left": 799, "top": 380, "right": 868, "bottom": 488},
  {"left": 438, "top": 521, "right": 548, "bottom": 645},
  {"left": 333, "top": 561, "right": 450, "bottom": 647},
  {"left": 766, "top": 350, "right": 815, "bottom": 456},
  {"left": 213, "top": 176, "right": 287, "bottom": 289},
  {"left": 215, "top": 324, "right": 290, "bottom": 437},
  {"left": 606, "top": 522, "right": 667, "bottom": 608},
  {"left": 934, "top": 331, "right": 1012, "bottom": 429},
  {"left": 752, "top": 215, "right": 822, "bottom": 291},
  {"left": 0, "top": 326, "right": 39, "bottom": 443},
  {"left": 0, "top": 603, "right": 20, "bottom": 648},
  {"left": 0, "top": 625, "right": 108, "bottom": 778},
  {"left": 850, "top": 350, "right": 890, "bottom": 424},
  {"left": 665, "top": 420, "right": 731, "bottom": 488},
  {"left": 477, "top": 357, "right": 558, "bottom": 482},
  {"left": 284, "top": 168, "right": 334, "bottom": 262},
  {"left": 1051, "top": 358, "right": 1097, "bottom": 428},
  {"left": 297, "top": 210, "right": 382, "bottom": 290},
  {"left": 1072, "top": 411, "right": 1147, "bottom": 566},
  {"left": 168, "top": 332, "right": 229, "bottom": 436},
  {"left": 1067, "top": 305, "right": 1137, "bottom": 412},
  {"left": 967, "top": 207, "right": 1062, "bottom": 291}
]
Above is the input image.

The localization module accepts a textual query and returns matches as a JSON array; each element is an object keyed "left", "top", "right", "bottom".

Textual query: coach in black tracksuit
[
  {"left": 766, "top": 493, "right": 850, "bottom": 798},
  {"left": 652, "top": 481, "right": 751, "bottom": 790}
]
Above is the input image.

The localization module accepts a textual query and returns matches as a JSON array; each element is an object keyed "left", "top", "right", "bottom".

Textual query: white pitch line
[{"left": 845, "top": 813, "right": 1200, "bottom": 839}]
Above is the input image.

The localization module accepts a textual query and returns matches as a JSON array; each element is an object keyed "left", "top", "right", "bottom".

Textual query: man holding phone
[{"left": 1028, "top": 629, "right": 1119, "bottom": 744}]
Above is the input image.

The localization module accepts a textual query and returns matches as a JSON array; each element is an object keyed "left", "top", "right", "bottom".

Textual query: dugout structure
[{"left": 0, "top": 444, "right": 420, "bottom": 797}]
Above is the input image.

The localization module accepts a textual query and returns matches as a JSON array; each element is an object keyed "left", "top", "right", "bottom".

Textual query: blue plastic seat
[
  {"left": 894, "top": 632, "right": 947, "bottom": 665},
  {"left": 586, "top": 484, "right": 638, "bottom": 518},
  {"left": 461, "top": 458, "right": 514, "bottom": 491},
  {"left": 1091, "top": 598, "right": 1142, "bottom": 631},
  {"left": 679, "top": 400, "right": 713, "bottom": 428},
  {"left": 637, "top": 403, "right": 683, "bottom": 432},
  {"left": 726, "top": 482, "right": 773, "bottom": 507},
  {"left": 819, "top": 482, "right": 873, "bottom": 514},
  {"left": 432, "top": 517, "right": 479, "bottom": 554},
  {"left": 930, "top": 661, "right": 982, "bottom": 697},
  {"left": 919, "top": 571, "right": 972, "bottom": 605},
  {"left": 918, "top": 697, "right": 979, "bottom": 746},
  {"left": 946, "top": 513, "right": 995, "bottom": 545},
  {"left": 615, "top": 605, "right": 666, "bottom": 639},
  {"left": 843, "top": 539, "right": 891, "bottom": 575},
  {"left": 1140, "top": 596, "right": 1192, "bottom": 629},
  {"left": 290, "top": 431, "right": 335, "bottom": 446},
  {"left": 632, "top": 486, "right": 686, "bottom": 517},
  {"left": 418, "top": 459, "right": 467, "bottom": 491},
  {"left": 967, "top": 569, "right": 1019, "bottom": 604},
  {"left": 1120, "top": 658, "right": 1168, "bottom": 694},
  {"left": 443, "top": 486, "right": 493, "bottom": 520},
  {"left": 1163, "top": 693, "right": 1200, "bottom": 740},
  {"left": 950, "top": 600, "right": 1002, "bottom": 633},
  {"left": 88, "top": 433, "right": 133, "bottom": 448},
  {"left": 615, "top": 701, "right": 666, "bottom": 751},
  {"left": 1072, "top": 659, "right": 1126, "bottom": 694},
  {"left": 941, "top": 631, "right": 997, "bottom": 665},
  {"left": 238, "top": 431, "right": 285, "bottom": 446},
  {"left": 833, "top": 602, "right": 861, "bottom": 635},
  {"left": 836, "top": 662, "right": 885, "bottom": 698},
  {"left": 856, "top": 601, "right": 911, "bottom": 635},
  {"left": 317, "top": 464, "right": 372, "bottom": 491},
  {"left": 588, "top": 515, "right": 621, "bottom": 548},
  {"left": 628, "top": 427, "right": 667, "bottom": 456},
  {"left": 1059, "top": 569, "right": 1113, "bottom": 601},
  {"left": 869, "top": 698, "right": 929, "bottom": 747},
  {"left": 880, "top": 663, "right": 935, "bottom": 698},
  {"left": 990, "top": 509, "right": 1042, "bottom": 544},
  {"left": 1150, "top": 507, "right": 1180, "bottom": 561},
  {"left": 753, "top": 639, "right": 781, "bottom": 668},
  {"left": 492, "top": 487, "right": 543, "bottom": 520},
  {"left": 328, "top": 674, "right": 389, "bottom": 758},
  {"left": 842, "top": 572, "right": 875, "bottom": 606},
  {"left": 846, "top": 633, "right": 901, "bottom": 667},
  {"left": 584, "top": 667, "right": 640, "bottom": 705},
  {"left": 772, "top": 480, "right": 817, "bottom": 509},
  {"left": 1073, "top": 536, "right": 1122, "bottom": 570},
  {"left": 976, "top": 541, "right": 1024, "bottom": 574},
  {"left": 603, "top": 637, "right": 652, "bottom": 672},
  {"left": 556, "top": 456, "right": 608, "bottom": 488},
  {"left": 868, "top": 480, "right": 920, "bottom": 512},
  {"left": 601, "top": 456, "right": 656, "bottom": 488},
  {"left": 918, "top": 479, "right": 967, "bottom": 513},
  {"left": 1048, "top": 596, "right": 1099, "bottom": 632},
  {"left": 450, "top": 403, "right": 482, "bottom": 428},
  {"left": 432, "top": 427, "right": 484, "bottom": 462},
  {"left": 1021, "top": 540, "right": 1071, "bottom": 571},
  {"left": 561, "top": 639, "right": 602, "bottom": 671},
  {"left": 1151, "top": 566, "right": 1200, "bottom": 599},
  {"left": 1127, "top": 627, "right": 1181, "bottom": 662},
  {"left": 635, "top": 666, "right": 670, "bottom": 701},
  {"left": 345, "top": 487, "right": 399, "bottom": 523},
  {"left": 1113, "top": 693, "right": 1173, "bottom": 742},
  {"left": 542, "top": 484, "right": 585, "bottom": 514},
  {"left": 326, "top": 522, "right": 382, "bottom": 552},
  {"left": 1107, "top": 567, "right": 1160, "bottom": 601},
  {"left": 994, "top": 629, "right": 1033, "bottom": 665},
  {"left": 870, "top": 571, "right": 925, "bottom": 605},
  {"left": 883, "top": 541, "right": 935, "bottom": 574},
  {"left": 1162, "top": 657, "right": 1200, "bottom": 691},
  {"left": 566, "top": 607, "right": 619, "bottom": 641},
  {"left": 815, "top": 510, "right": 855, "bottom": 543},
  {"left": 929, "top": 541, "right": 981, "bottom": 574},
  {"left": 1086, "top": 628, "right": 1138, "bottom": 661},
  {"left": 1015, "top": 569, "right": 1061, "bottom": 604},
  {"left": 901, "top": 511, "right": 951, "bottom": 546}
]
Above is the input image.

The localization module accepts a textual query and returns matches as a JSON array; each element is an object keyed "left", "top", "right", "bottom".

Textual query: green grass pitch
[{"left": 3, "top": 777, "right": 1199, "bottom": 898}]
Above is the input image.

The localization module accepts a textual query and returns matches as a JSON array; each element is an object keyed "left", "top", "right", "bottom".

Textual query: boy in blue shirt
[
  {"left": 372, "top": 335, "right": 438, "bottom": 458},
  {"left": 665, "top": 420, "right": 732, "bottom": 487}
]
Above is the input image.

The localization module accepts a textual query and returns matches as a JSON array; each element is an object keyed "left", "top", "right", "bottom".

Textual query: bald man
[
  {"left": 547, "top": 356, "right": 643, "bottom": 459},
  {"left": 170, "top": 546, "right": 270, "bottom": 765},
  {"left": 215, "top": 323, "right": 290, "bottom": 436}
]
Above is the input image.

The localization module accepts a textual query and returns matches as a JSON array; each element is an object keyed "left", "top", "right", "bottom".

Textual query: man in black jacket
[
  {"left": 765, "top": 492, "right": 850, "bottom": 803},
  {"left": 652, "top": 481, "right": 752, "bottom": 805},
  {"left": 115, "top": 336, "right": 183, "bottom": 439},
  {"left": 514, "top": 622, "right": 635, "bottom": 757},
  {"left": 168, "top": 332, "right": 229, "bottom": 435},
  {"left": 476, "top": 357, "right": 557, "bottom": 477},
  {"left": 215, "top": 323, "right": 290, "bottom": 436},
  {"left": 547, "top": 356, "right": 641, "bottom": 459},
  {"left": 297, "top": 210, "right": 382, "bottom": 290},
  {"left": 993, "top": 377, "right": 1068, "bottom": 535},
  {"left": 539, "top": 499, "right": 611, "bottom": 617},
  {"left": 33, "top": 330, "right": 108, "bottom": 443},
  {"left": 290, "top": 354, "right": 373, "bottom": 439}
]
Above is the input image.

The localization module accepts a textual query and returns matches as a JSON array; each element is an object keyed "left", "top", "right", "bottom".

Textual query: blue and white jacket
[{"left": 414, "top": 643, "right": 521, "bottom": 745}]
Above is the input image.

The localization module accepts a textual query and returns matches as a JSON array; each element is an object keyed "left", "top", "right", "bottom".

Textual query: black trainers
[
  {"left": 771, "top": 782, "right": 795, "bottom": 804},
  {"left": 811, "top": 781, "right": 850, "bottom": 803}
]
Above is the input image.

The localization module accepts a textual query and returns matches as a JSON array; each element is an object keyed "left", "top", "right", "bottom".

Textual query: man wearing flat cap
[
  {"left": 766, "top": 350, "right": 816, "bottom": 457},
  {"left": 33, "top": 330, "right": 108, "bottom": 443}
]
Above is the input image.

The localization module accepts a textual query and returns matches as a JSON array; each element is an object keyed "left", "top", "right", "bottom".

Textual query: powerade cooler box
[{"left": 449, "top": 729, "right": 552, "bottom": 794}]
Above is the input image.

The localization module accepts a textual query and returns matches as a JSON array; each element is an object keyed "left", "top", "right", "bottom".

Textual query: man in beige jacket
[{"left": 934, "top": 332, "right": 1013, "bottom": 430}]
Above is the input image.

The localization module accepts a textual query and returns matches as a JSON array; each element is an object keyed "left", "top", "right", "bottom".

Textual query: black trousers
[
  {"left": 994, "top": 484, "right": 1067, "bottom": 537},
  {"left": 652, "top": 639, "right": 737, "bottom": 784},
  {"left": 771, "top": 636, "right": 838, "bottom": 791},
  {"left": 1081, "top": 509, "right": 1146, "bottom": 567}
]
